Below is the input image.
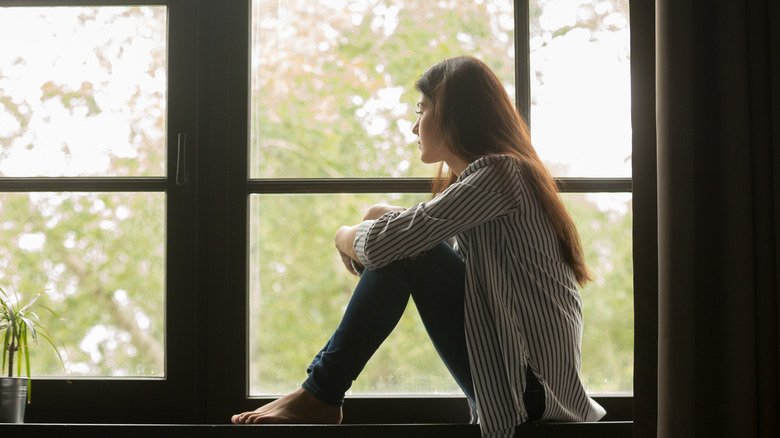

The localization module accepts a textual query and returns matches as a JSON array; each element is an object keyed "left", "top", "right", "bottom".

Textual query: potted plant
[{"left": 0, "top": 286, "right": 63, "bottom": 423}]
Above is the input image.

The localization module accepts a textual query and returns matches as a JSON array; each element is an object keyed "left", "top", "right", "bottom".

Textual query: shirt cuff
[{"left": 353, "top": 220, "right": 375, "bottom": 269}]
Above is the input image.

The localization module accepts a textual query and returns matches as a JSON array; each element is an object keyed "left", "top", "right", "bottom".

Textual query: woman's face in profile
[{"left": 412, "top": 94, "right": 448, "bottom": 164}]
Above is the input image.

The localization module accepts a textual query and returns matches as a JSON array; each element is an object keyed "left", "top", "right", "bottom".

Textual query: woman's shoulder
[
  {"left": 458, "top": 154, "right": 521, "bottom": 181},
  {"left": 452, "top": 155, "right": 529, "bottom": 204}
]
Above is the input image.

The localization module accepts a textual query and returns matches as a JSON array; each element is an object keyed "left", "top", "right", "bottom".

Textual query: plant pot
[{"left": 0, "top": 377, "right": 28, "bottom": 423}]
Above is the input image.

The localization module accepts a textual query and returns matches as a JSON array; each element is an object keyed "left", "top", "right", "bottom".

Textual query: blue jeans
[{"left": 302, "top": 242, "right": 476, "bottom": 408}]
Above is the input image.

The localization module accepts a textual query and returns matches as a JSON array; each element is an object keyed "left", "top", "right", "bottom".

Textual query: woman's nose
[{"left": 412, "top": 119, "right": 419, "bottom": 135}]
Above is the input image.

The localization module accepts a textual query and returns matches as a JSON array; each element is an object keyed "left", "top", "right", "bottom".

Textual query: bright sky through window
[{"left": 0, "top": 7, "right": 167, "bottom": 177}]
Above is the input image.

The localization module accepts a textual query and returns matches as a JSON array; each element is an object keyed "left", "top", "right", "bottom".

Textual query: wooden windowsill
[{"left": 3, "top": 421, "right": 632, "bottom": 437}]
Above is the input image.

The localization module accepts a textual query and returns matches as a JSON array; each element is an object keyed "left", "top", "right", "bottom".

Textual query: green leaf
[{"left": 19, "top": 290, "right": 45, "bottom": 314}]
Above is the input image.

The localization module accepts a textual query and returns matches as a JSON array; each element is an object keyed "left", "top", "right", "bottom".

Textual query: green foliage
[
  {"left": 251, "top": 0, "right": 514, "bottom": 179},
  {"left": 0, "top": 286, "right": 64, "bottom": 401},
  {"left": 0, "top": 287, "right": 64, "bottom": 376},
  {"left": 564, "top": 194, "right": 634, "bottom": 393},
  {"left": 0, "top": 193, "right": 165, "bottom": 377}
]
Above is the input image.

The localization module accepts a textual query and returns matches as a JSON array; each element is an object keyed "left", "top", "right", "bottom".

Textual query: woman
[{"left": 232, "top": 55, "right": 606, "bottom": 437}]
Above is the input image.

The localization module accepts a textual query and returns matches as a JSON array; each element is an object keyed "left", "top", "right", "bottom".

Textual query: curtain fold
[{"left": 656, "top": 0, "right": 779, "bottom": 437}]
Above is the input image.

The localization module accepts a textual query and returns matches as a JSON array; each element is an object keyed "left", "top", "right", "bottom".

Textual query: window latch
[{"left": 176, "top": 133, "right": 189, "bottom": 192}]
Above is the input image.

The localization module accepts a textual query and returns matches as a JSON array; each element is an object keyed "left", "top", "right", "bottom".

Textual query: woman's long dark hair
[{"left": 415, "top": 56, "right": 592, "bottom": 286}]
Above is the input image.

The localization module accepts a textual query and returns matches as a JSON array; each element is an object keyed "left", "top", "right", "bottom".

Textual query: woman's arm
[
  {"left": 363, "top": 203, "right": 405, "bottom": 220},
  {"left": 335, "top": 204, "right": 406, "bottom": 275},
  {"left": 354, "top": 160, "right": 521, "bottom": 271},
  {"left": 335, "top": 224, "right": 360, "bottom": 263}
]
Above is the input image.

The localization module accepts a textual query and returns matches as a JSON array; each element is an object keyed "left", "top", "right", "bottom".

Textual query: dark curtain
[{"left": 655, "top": 0, "right": 780, "bottom": 437}]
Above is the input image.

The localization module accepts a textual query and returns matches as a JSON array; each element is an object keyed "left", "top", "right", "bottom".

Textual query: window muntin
[{"left": 0, "top": 6, "right": 168, "bottom": 378}]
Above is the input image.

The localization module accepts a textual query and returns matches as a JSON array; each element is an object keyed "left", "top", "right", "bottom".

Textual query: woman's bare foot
[{"left": 231, "top": 387, "right": 343, "bottom": 424}]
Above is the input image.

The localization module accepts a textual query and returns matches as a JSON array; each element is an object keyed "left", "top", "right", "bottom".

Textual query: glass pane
[
  {"left": 0, "top": 192, "right": 165, "bottom": 377},
  {"left": 250, "top": 0, "right": 515, "bottom": 178},
  {"left": 0, "top": 6, "right": 167, "bottom": 177},
  {"left": 249, "top": 193, "right": 461, "bottom": 395},
  {"left": 564, "top": 192, "right": 633, "bottom": 394},
  {"left": 249, "top": 192, "right": 632, "bottom": 395},
  {"left": 529, "top": 0, "right": 631, "bottom": 177}
]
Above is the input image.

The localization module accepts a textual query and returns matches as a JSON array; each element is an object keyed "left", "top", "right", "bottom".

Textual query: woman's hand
[
  {"left": 338, "top": 248, "right": 363, "bottom": 276},
  {"left": 335, "top": 205, "right": 404, "bottom": 276},
  {"left": 335, "top": 225, "right": 362, "bottom": 275},
  {"left": 363, "top": 203, "right": 405, "bottom": 221}
]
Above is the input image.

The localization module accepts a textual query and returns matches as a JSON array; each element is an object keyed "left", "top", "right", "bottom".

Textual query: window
[
  {"left": 0, "top": 0, "right": 638, "bottom": 424},
  {"left": 1, "top": 5, "right": 167, "bottom": 377},
  {"left": 0, "top": 1, "right": 199, "bottom": 418},
  {"left": 246, "top": 0, "right": 632, "bottom": 402}
]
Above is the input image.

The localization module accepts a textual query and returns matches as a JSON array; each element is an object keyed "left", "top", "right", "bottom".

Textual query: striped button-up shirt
[{"left": 354, "top": 155, "right": 606, "bottom": 437}]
